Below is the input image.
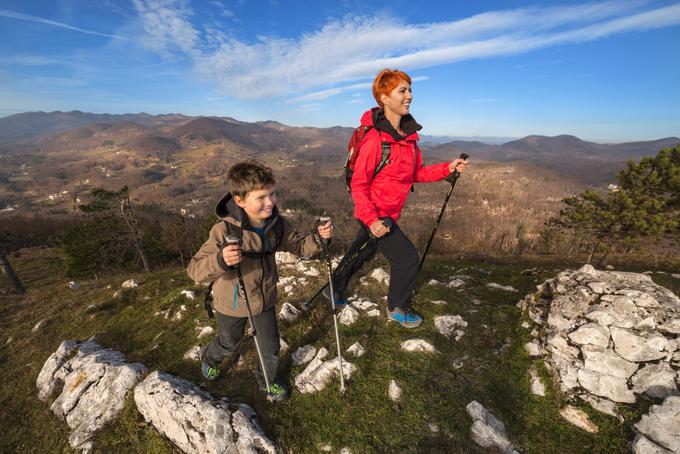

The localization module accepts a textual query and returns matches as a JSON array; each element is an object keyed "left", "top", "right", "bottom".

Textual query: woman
[{"left": 326, "top": 68, "right": 468, "bottom": 328}]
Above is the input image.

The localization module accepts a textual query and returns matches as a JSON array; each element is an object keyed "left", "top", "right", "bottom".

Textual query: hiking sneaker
[
  {"left": 201, "top": 361, "right": 220, "bottom": 381},
  {"left": 386, "top": 307, "right": 423, "bottom": 328},
  {"left": 264, "top": 382, "right": 289, "bottom": 402},
  {"left": 322, "top": 285, "right": 347, "bottom": 308}
]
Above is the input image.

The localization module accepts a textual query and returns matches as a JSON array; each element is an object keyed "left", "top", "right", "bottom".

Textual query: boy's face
[{"left": 234, "top": 186, "right": 277, "bottom": 225}]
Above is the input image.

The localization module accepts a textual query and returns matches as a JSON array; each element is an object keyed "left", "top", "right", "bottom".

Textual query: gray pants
[{"left": 202, "top": 308, "right": 280, "bottom": 389}]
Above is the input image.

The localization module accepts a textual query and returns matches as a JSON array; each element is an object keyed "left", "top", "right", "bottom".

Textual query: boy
[{"left": 187, "top": 161, "right": 332, "bottom": 401}]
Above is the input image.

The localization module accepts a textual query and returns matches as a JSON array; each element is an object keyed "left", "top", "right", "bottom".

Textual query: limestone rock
[
  {"left": 294, "top": 348, "right": 355, "bottom": 394},
  {"left": 631, "top": 363, "right": 679, "bottom": 398},
  {"left": 292, "top": 345, "right": 317, "bottom": 366},
  {"left": 195, "top": 326, "right": 214, "bottom": 338},
  {"left": 434, "top": 315, "right": 468, "bottom": 340},
  {"left": 278, "top": 302, "right": 300, "bottom": 322},
  {"left": 366, "top": 309, "right": 381, "bottom": 317},
  {"left": 430, "top": 300, "right": 448, "bottom": 305},
  {"left": 559, "top": 405, "right": 598, "bottom": 433},
  {"left": 632, "top": 435, "right": 674, "bottom": 454},
  {"left": 183, "top": 345, "right": 201, "bottom": 361},
  {"left": 134, "top": 371, "right": 276, "bottom": 454},
  {"left": 346, "top": 342, "right": 365, "bottom": 357},
  {"left": 338, "top": 305, "right": 360, "bottom": 326},
  {"left": 447, "top": 278, "right": 465, "bottom": 288},
  {"left": 634, "top": 396, "right": 680, "bottom": 453},
  {"left": 37, "top": 340, "right": 146, "bottom": 451},
  {"left": 524, "top": 341, "right": 542, "bottom": 357},
  {"left": 31, "top": 319, "right": 46, "bottom": 333},
  {"left": 275, "top": 251, "right": 298, "bottom": 265},
  {"left": 466, "top": 401, "right": 519, "bottom": 453},
  {"left": 581, "top": 345, "right": 638, "bottom": 379},
  {"left": 427, "top": 279, "right": 441, "bottom": 286},
  {"left": 567, "top": 323, "right": 610, "bottom": 348},
  {"left": 370, "top": 267, "right": 390, "bottom": 285},
  {"left": 67, "top": 281, "right": 80, "bottom": 289},
  {"left": 529, "top": 366, "right": 546, "bottom": 396},
  {"left": 180, "top": 290, "right": 196, "bottom": 300},
  {"left": 486, "top": 283, "right": 518, "bottom": 292},
  {"left": 577, "top": 368, "right": 635, "bottom": 403},
  {"left": 388, "top": 380, "right": 402, "bottom": 401},
  {"left": 611, "top": 327, "right": 668, "bottom": 362},
  {"left": 400, "top": 339, "right": 436, "bottom": 353},
  {"left": 121, "top": 279, "right": 138, "bottom": 289}
]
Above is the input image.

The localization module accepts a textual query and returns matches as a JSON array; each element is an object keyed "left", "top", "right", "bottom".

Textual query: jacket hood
[
  {"left": 214, "top": 192, "right": 280, "bottom": 229},
  {"left": 360, "top": 107, "right": 421, "bottom": 141}
]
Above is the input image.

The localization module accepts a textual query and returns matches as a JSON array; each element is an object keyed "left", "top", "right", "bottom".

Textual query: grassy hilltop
[{"left": 2, "top": 248, "right": 679, "bottom": 453}]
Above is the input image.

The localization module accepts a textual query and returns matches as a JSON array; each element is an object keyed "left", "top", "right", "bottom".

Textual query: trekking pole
[
  {"left": 419, "top": 153, "right": 469, "bottom": 272},
  {"left": 226, "top": 235, "right": 273, "bottom": 397},
  {"left": 317, "top": 216, "right": 346, "bottom": 394}
]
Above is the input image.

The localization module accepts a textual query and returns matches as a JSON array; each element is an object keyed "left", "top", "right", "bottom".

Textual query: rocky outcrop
[
  {"left": 633, "top": 396, "right": 680, "bottom": 453},
  {"left": 134, "top": 371, "right": 276, "bottom": 454},
  {"left": 36, "top": 339, "right": 147, "bottom": 451},
  {"left": 519, "top": 265, "right": 680, "bottom": 412},
  {"left": 294, "top": 348, "right": 356, "bottom": 394}
]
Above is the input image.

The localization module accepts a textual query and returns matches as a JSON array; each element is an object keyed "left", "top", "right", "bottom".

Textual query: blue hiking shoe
[
  {"left": 322, "top": 285, "right": 347, "bottom": 308},
  {"left": 386, "top": 306, "right": 423, "bottom": 328}
]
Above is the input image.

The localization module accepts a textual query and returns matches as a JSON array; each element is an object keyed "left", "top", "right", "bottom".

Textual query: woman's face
[{"left": 381, "top": 80, "right": 412, "bottom": 117}]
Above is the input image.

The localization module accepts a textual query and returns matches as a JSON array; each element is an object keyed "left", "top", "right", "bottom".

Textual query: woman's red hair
[{"left": 372, "top": 69, "right": 412, "bottom": 107}]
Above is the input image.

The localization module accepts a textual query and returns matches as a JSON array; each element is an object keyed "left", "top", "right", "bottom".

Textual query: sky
[{"left": 0, "top": 0, "right": 679, "bottom": 142}]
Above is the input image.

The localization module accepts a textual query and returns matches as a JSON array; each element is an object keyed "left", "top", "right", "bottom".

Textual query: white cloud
[
  {"left": 0, "top": 9, "right": 128, "bottom": 40},
  {"left": 131, "top": 1, "right": 680, "bottom": 99}
]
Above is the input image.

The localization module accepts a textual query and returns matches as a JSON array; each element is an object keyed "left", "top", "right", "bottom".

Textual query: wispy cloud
[
  {"left": 130, "top": 1, "right": 680, "bottom": 99},
  {"left": 0, "top": 55, "right": 63, "bottom": 66},
  {"left": 0, "top": 9, "right": 128, "bottom": 40}
]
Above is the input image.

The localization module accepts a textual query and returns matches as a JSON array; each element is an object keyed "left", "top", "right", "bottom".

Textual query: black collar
[{"left": 372, "top": 108, "right": 422, "bottom": 141}]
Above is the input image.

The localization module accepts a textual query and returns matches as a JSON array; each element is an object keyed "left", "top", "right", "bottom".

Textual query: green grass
[{"left": 1, "top": 250, "right": 678, "bottom": 453}]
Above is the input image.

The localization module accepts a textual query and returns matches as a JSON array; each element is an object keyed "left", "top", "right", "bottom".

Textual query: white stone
[
  {"left": 427, "top": 279, "right": 441, "bottom": 286},
  {"left": 521, "top": 321, "right": 531, "bottom": 329},
  {"left": 31, "top": 319, "right": 46, "bottom": 333},
  {"left": 568, "top": 323, "right": 610, "bottom": 348},
  {"left": 279, "top": 337, "right": 289, "bottom": 353},
  {"left": 303, "top": 267, "right": 320, "bottom": 277},
  {"left": 278, "top": 302, "right": 300, "bottom": 322},
  {"left": 632, "top": 363, "right": 679, "bottom": 398},
  {"left": 38, "top": 340, "right": 146, "bottom": 450},
  {"left": 180, "top": 290, "right": 196, "bottom": 300},
  {"left": 346, "top": 342, "right": 365, "bottom": 357},
  {"left": 183, "top": 345, "right": 201, "bottom": 361},
  {"left": 294, "top": 349, "right": 355, "bottom": 394},
  {"left": 121, "top": 279, "right": 138, "bottom": 289},
  {"left": 580, "top": 395, "right": 620, "bottom": 419},
  {"left": 581, "top": 345, "right": 638, "bottom": 379},
  {"left": 370, "top": 267, "right": 390, "bottom": 285},
  {"left": 366, "top": 309, "right": 381, "bottom": 317},
  {"left": 134, "top": 371, "right": 276, "bottom": 454},
  {"left": 587, "top": 282, "right": 610, "bottom": 294},
  {"left": 577, "top": 368, "right": 636, "bottom": 403},
  {"left": 452, "top": 356, "right": 467, "bottom": 369},
  {"left": 338, "top": 305, "right": 360, "bottom": 326},
  {"left": 275, "top": 251, "right": 298, "bottom": 265},
  {"left": 400, "top": 339, "right": 436, "bottom": 353},
  {"left": 524, "top": 342, "right": 542, "bottom": 357},
  {"left": 634, "top": 396, "right": 680, "bottom": 453},
  {"left": 351, "top": 299, "right": 378, "bottom": 311},
  {"left": 434, "top": 315, "right": 468, "bottom": 340},
  {"left": 388, "top": 380, "right": 402, "bottom": 401},
  {"left": 447, "top": 279, "right": 465, "bottom": 288},
  {"left": 195, "top": 326, "right": 214, "bottom": 338},
  {"left": 430, "top": 300, "right": 448, "bottom": 305},
  {"left": 36, "top": 340, "right": 78, "bottom": 401},
  {"left": 611, "top": 326, "right": 668, "bottom": 362},
  {"left": 529, "top": 366, "right": 546, "bottom": 396},
  {"left": 631, "top": 435, "right": 673, "bottom": 454},
  {"left": 559, "top": 405, "right": 598, "bottom": 433},
  {"left": 466, "top": 401, "right": 519, "bottom": 453},
  {"left": 67, "top": 281, "right": 80, "bottom": 289},
  {"left": 292, "top": 345, "right": 317, "bottom": 366},
  {"left": 486, "top": 282, "right": 518, "bottom": 292}
]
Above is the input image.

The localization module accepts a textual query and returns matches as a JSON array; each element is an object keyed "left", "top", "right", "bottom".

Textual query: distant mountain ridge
[{"left": 1, "top": 111, "right": 677, "bottom": 185}]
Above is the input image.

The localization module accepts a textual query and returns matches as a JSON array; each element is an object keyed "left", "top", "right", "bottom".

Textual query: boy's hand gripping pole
[
  {"left": 226, "top": 235, "right": 273, "bottom": 397},
  {"left": 419, "top": 153, "right": 469, "bottom": 272},
  {"left": 317, "top": 216, "right": 346, "bottom": 394}
]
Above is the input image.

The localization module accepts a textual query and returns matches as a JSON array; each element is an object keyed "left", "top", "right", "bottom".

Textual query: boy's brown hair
[{"left": 227, "top": 161, "right": 276, "bottom": 198}]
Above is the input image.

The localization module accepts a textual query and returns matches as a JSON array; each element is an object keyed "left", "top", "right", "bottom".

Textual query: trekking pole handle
[
  {"left": 446, "top": 153, "right": 469, "bottom": 183},
  {"left": 225, "top": 235, "right": 242, "bottom": 269},
  {"left": 316, "top": 216, "right": 332, "bottom": 246}
]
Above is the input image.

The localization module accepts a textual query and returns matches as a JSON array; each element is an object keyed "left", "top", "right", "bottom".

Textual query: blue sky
[{"left": 1, "top": 0, "right": 679, "bottom": 142}]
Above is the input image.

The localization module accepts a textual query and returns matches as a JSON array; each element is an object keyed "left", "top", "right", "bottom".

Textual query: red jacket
[{"left": 351, "top": 108, "right": 451, "bottom": 227}]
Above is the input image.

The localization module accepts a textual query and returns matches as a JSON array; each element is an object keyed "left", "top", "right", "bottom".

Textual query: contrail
[{"left": 0, "top": 9, "right": 127, "bottom": 40}]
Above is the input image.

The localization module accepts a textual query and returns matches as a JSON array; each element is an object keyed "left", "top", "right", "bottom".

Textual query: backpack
[
  {"left": 344, "top": 125, "right": 391, "bottom": 193},
  {"left": 203, "top": 217, "right": 285, "bottom": 317}
]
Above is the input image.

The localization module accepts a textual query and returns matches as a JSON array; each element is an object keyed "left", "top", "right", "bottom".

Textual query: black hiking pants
[
  {"left": 202, "top": 308, "right": 280, "bottom": 389},
  {"left": 333, "top": 220, "right": 419, "bottom": 310}
]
